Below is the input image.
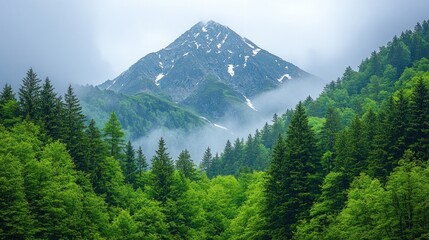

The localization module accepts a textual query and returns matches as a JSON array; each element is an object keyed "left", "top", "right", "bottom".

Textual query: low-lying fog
[{"left": 135, "top": 77, "right": 327, "bottom": 163}]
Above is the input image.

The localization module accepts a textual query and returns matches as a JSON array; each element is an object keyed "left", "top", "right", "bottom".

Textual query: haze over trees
[{"left": 0, "top": 20, "right": 429, "bottom": 239}]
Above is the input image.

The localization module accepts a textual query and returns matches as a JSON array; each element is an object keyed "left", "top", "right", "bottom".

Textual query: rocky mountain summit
[{"left": 99, "top": 20, "right": 314, "bottom": 120}]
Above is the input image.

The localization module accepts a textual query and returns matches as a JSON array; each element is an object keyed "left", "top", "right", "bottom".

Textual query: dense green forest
[{"left": 1, "top": 21, "right": 429, "bottom": 239}]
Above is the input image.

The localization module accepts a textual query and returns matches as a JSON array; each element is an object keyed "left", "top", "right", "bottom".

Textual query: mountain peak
[
  {"left": 195, "top": 20, "right": 226, "bottom": 30},
  {"left": 99, "top": 21, "right": 314, "bottom": 120}
]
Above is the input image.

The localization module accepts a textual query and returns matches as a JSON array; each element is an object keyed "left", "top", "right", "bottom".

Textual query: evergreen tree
[
  {"left": 221, "top": 140, "right": 236, "bottom": 175},
  {"left": 362, "top": 109, "right": 378, "bottom": 163},
  {"left": 18, "top": 68, "right": 41, "bottom": 120},
  {"left": 387, "top": 91, "right": 410, "bottom": 162},
  {"left": 335, "top": 116, "right": 367, "bottom": 179},
  {"left": 63, "top": 85, "right": 86, "bottom": 167},
  {"left": 232, "top": 138, "right": 246, "bottom": 173},
  {"left": 244, "top": 134, "right": 255, "bottom": 169},
  {"left": 200, "top": 146, "right": 213, "bottom": 176},
  {"left": 264, "top": 134, "right": 288, "bottom": 238},
  {"left": 261, "top": 122, "right": 272, "bottom": 149},
  {"left": 136, "top": 146, "right": 148, "bottom": 175},
  {"left": 210, "top": 153, "right": 221, "bottom": 177},
  {"left": 271, "top": 113, "right": 286, "bottom": 144},
  {"left": 265, "top": 102, "right": 321, "bottom": 239},
  {"left": 151, "top": 138, "right": 175, "bottom": 204},
  {"left": 103, "top": 111, "right": 125, "bottom": 160},
  {"left": 408, "top": 78, "right": 429, "bottom": 160},
  {"left": 123, "top": 141, "right": 137, "bottom": 186},
  {"left": 84, "top": 119, "right": 108, "bottom": 187},
  {"left": 40, "top": 78, "right": 62, "bottom": 140},
  {"left": 0, "top": 84, "right": 15, "bottom": 105},
  {"left": 388, "top": 36, "right": 411, "bottom": 77},
  {"left": 176, "top": 149, "right": 198, "bottom": 180},
  {"left": 320, "top": 107, "right": 341, "bottom": 153},
  {"left": 366, "top": 111, "right": 391, "bottom": 181},
  {"left": 0, "top": 84, "right": 20, "bottom": 127}
]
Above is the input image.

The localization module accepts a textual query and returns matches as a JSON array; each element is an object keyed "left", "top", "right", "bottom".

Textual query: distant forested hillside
[{"left": 77, "top": 86, "right": 206, "bottom": 139}]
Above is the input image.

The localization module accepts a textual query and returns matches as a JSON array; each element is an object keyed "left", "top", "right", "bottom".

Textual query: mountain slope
[
  {"left": 77, "top": 86, "right": 206, "bottom": 139},
  {"left": 99, "top": 20, "right": 315, "bottom": 120}
]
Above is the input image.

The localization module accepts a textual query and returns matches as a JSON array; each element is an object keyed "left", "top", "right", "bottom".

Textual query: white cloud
[{"left": 1, "top": 0, "right": 429, "bottom": 88}]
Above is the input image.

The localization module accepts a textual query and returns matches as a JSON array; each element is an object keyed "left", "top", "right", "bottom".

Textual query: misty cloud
[
  {"left": 0, "top": 1, "right": 113, "bottom": 91},
  {"left": 135, "top": 77, "right": 326, "bottom": 163}
]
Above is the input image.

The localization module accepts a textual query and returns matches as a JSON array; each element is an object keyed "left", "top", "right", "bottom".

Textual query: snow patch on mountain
[
  {"left": 227, "top": 64, "right": 235, "bottom": 77},
  {"left": 155, "top": 73, "right": 165, "bottom": 86},
  {"left": 252, "top": 48, "right": 261, "bottom": 56},
  {"left": 214, "top": 123, "right": 228, "bottom": 130},
  {"left": 277, "top": 73, "right": 292, "bottom": 82},
  {"left": 244, "top": 56, "right": 250, "bottom": 67},
  {"left": 244, "top": 95, "right": 258, "bottom": 111},
  {"left": 243, "top": 38, "right": 255, "bottom": 49}
]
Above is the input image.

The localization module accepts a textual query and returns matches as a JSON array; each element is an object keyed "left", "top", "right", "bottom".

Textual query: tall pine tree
[
  {"left": 83, "top": 119, "right": 108, "bottom": 188},
  {"left": 0, "top": 84, "right": 20, "bottom": 127},
  {"left": 176, "top": 149, "right": 198, "bottom": 180},
  {"left": 0, "top": 84, "right": 15, "bottom": 105},
  {"left": 200, "top": 146, "right": 213, "bottom": 177},
  {"left": 151, "top": 138, "right": 175, "bottom": 204},
  {"left": 103, "top": 112, "right": 125, "bottom": 160},
  {"left": 18, "top": 68, "right": 41, "bottom": 120},
  {"left": 320, "top": 107, "right": 341, "bottom": 153},
  {"left": 63, "top": 85, "right": 86, "bottom": 168},
  {"left": 123, "top": 141, "right": 137, "bottom": 187},
  {"left": 40, "top": 78, "right": 63, "bottom": 140},
  {"left": 136, "top": 146, "right": 148, "bottom": 175},
  {"left": 408, "top": 78, "right": 429, "bottom": 160},
  {"left": 265, "top": 102, "right": 321, "bottom": 239}
]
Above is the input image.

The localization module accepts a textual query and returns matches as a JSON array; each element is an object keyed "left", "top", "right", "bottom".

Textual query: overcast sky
[{"left": 1, "top": 0, "right": 429, "bottom": 91}]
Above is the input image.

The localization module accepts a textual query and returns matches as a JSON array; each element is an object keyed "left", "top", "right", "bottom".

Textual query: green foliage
[
  {"left": 135, "top": 146, "right": 148, "bottom": 176},
  {"left": 64, "top": 84, "right": 86, "bottom": 166},
  {"left": 0, "top": 154, "right": 34, "bottom": 239},
  {"left": 18, "top": 68, "right": 41, "bottom": 120},
  {"left": 200, "top": 146, "right": 213, "bottom": 177},
  {"left": 151, "top": 138, "right": 175, "bottom": 204},
  {"left": 123, "top": 140, "right": 138, "bottom": 186},
  {"left": 78, "top": 85, "right": 205, "bottom": 139},
  {"left": 40, "top": 78, "right": 63, "bottom": 140},
  {"left": 0, "top": 84, "right": 21, "bottom": 127},
  {"left": 265, "top": 102, "right": 322, "bottom": 239},
  {"left": 223, "top": 172, "right": 268, "bottom": 240},
  {"left": 176, "top": 149, "right": 199, "bottom": 181},
  {"left": 110, "top": 210, "right": 139, "bottom": 240},
  {"left": 104, "top": 111, "right": 125, "bottom": 160}
]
